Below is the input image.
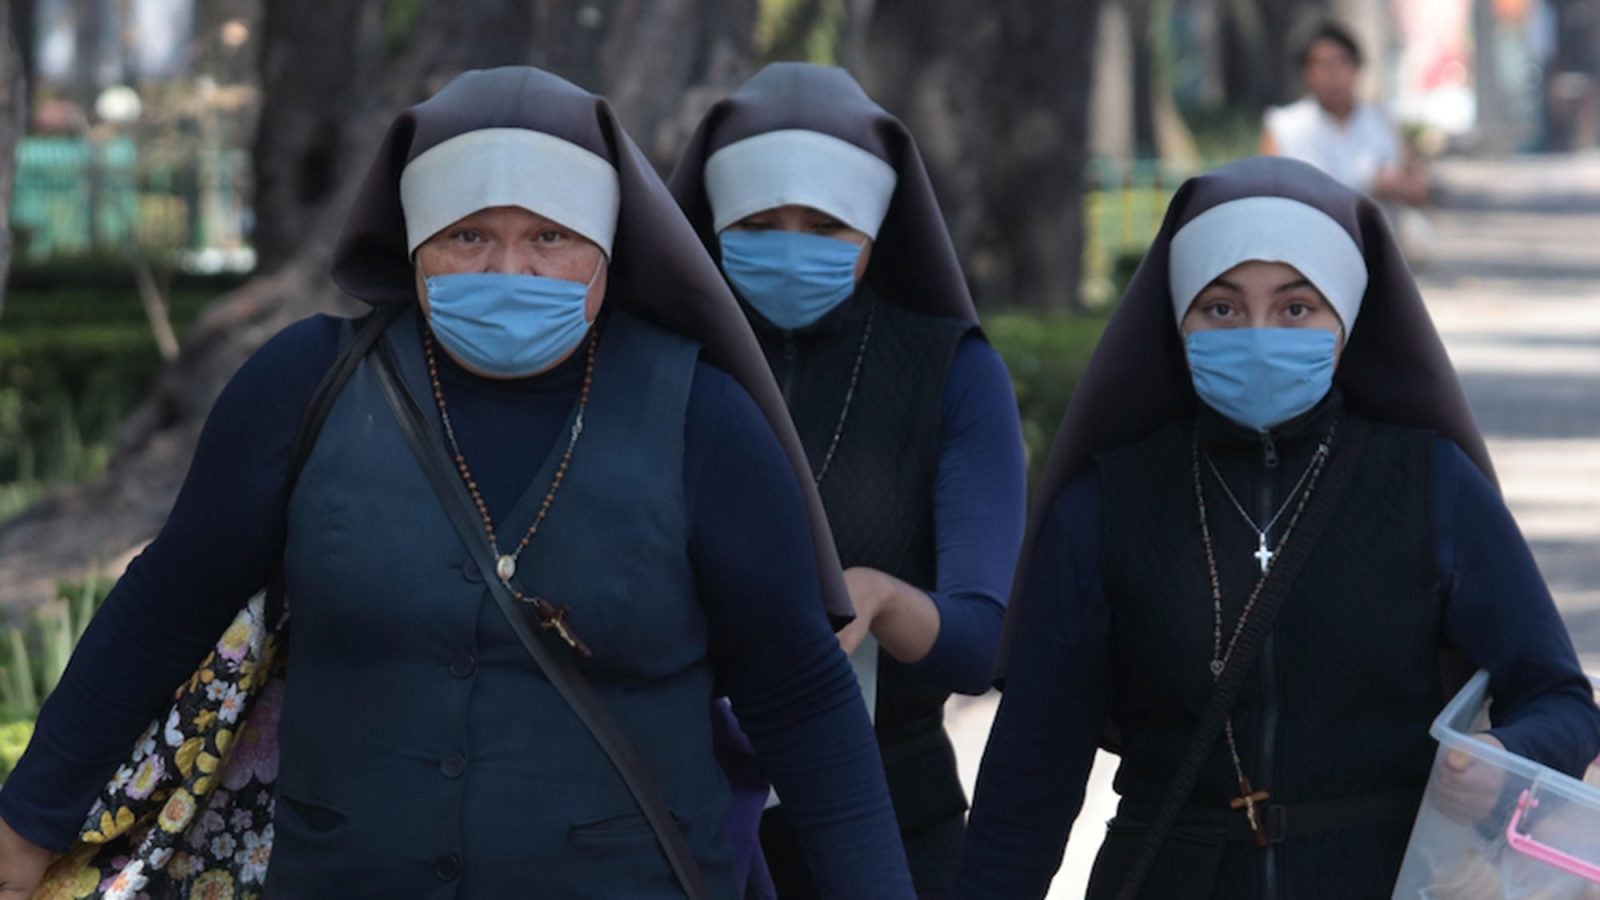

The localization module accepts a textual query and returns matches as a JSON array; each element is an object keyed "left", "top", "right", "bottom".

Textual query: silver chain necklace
[
  {"left": 1200, "top": 439, "right": 1328, "bottom": 573},
  {"left": 811, "top": 302, "right": 875, "bottom": 487},
  {"left": 1192, "top": 421, "right": 1338, "bottom": 845}
]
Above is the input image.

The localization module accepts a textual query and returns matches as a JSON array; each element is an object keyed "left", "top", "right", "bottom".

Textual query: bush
[
  {"left": 0, "top": 721, "right": 34, "bottom": 780},
  {"left": 0, "top": 267, "right": 233, "bottom": 504},
  {"left": 0, "top": 574, "right": 109, "bottom": 781},
  {"left": 985, "top": 308, "right": 1111, "bottom": 486}
]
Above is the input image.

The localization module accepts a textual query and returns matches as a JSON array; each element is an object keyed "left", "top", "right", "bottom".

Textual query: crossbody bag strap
[
  {"left": 1116, "top": 415, "right": 1371, "bottom": 900},
  {"left": 265, "top": 301, "right": 409, "bottom": 626},
  {"left": 370, "top": 335, "right": 713, "bottom": 900}
]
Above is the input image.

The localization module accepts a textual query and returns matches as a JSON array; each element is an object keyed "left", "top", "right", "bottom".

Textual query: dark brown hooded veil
[
  {"left": 667, "top": 61, "right": 977, "bottom": 323},
  {"left": 329, "top": 66, "right": 851, "bottom": 623},
  {"left": 998, "top": 155, "right": 1493, "bottom": 674}
]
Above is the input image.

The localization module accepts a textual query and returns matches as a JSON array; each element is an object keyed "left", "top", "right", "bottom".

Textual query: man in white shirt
[{"left": 1261, "top": 22, "right": 1429, "bottom": 206}]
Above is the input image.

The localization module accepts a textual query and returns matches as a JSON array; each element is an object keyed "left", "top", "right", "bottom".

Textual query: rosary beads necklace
[
  {"left": 423, "top": 324, "right": 598, "bottom": 657},
  {"left": 1190, "top": 421, "right": 1337, "bottom": 845}
]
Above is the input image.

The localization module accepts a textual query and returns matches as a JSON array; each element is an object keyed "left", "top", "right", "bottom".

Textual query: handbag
[{"left": 36, "top": 304, "right": 402, "bottom": 900}]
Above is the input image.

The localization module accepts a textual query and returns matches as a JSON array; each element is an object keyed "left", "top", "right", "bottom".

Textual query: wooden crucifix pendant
[
  {"left": 1230, "top": 777, "right": 1271, "bottom": 847},
  {"left": 529, "top": 595, "right": 593, "bottom": 659}
]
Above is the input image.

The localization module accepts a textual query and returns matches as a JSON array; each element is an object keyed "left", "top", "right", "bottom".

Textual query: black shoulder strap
[
  {"left": 285, "top": 302, "right": 407, "bottom": 496},
  {"left": 1116, "top": 415, "right": 1372, "bottom": 900},
  {"left": 266, "top": 302, "right": 407, "bottom": 625},
  {"left": 369, "top": 334, "right": 712, "bottom": 900}
]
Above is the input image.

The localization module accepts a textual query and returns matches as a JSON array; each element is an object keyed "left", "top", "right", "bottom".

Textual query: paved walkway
[{"left": 944, "top": 155, "right": 1600, "bottom": 896}]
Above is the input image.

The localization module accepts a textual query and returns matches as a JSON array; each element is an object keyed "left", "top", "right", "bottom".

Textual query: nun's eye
[
  {"left": 811, "top": 219, "right": 846, "bottom": 234},
  {"left": 451, "top": 228, "right": 484, "bottom": 244},
  {"left": 536, "top": 229, "right": 567, "bottom": 244}
]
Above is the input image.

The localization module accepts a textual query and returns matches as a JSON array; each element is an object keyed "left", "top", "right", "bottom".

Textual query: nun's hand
[
  {"left": 838, "top": 567, "right": 940, "bottom": 662},
  {"left": 1432, "top": 732, "right": 1508, "bottom": 824},
  {"left": 0, "top": 813, "right": 54, "bottom": 895}
]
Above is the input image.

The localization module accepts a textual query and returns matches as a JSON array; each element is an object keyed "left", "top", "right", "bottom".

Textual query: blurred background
[{"left": 1, "top": 1, "right": 1599, "bottom": 892}]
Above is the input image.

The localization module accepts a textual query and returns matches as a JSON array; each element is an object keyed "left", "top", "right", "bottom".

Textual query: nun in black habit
[
  {"left": 672, "top": 61, "right": 1030, "bottom": 890},
  {"left": 0, "top": 67, "right": 914, "bottom": 898},
  {"left": 670, "top": 63, "right": 1028, "bottom": 897},
  {"left": 955, "top": 157, "right": 1600, "bottom": 899}
]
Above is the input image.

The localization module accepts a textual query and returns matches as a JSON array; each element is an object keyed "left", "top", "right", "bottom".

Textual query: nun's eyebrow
[{"left": 1274, "top": 279, "right": 1314, "bottom": 293}]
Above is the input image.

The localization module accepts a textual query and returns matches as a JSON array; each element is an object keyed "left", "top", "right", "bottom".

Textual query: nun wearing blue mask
[
  {"left": 0, "top": 67, "right": 916, "bottom": 898},
  {"left": 671, "top": 63, "right": 1028, "bottom": 898},
  {"left": 955, "top": 156, "right": 1600, "bottom": 899}
]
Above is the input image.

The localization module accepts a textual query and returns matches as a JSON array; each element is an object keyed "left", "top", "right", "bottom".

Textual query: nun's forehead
[
  {"left": 399, "top": 127, "right": 621, "bottom": 257},
  {"left": 1168, "top": 195, "right": 1367, "bottom": 327}
]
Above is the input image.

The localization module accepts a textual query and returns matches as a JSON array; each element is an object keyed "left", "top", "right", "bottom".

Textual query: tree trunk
[
  {"left": 7, "top": 0, "right": 34, "bottom": 101},
  {"left": 0, "top": 0, "right": 756, "bottom": 610},
  {"left": 536, "top": 0, "right": 758, "bottom": 170},
  {"left": 1219, "top": 0, "right": 1330, "bottom": 111},
  {"left": 0, "top": 0, "right": 25, "bottom": 317},
  {"left": 858, "top": 0, "right": 1105, "bottom": 310},
  {"left": 1128, "top": 0, "right": 1158, "bottom": 158}
]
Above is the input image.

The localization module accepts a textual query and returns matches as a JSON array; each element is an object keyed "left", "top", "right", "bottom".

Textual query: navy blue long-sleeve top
[
  {"left": 913, "top": 334, "right": 1027, "bottom": 693},
  {"left": 0, "top": 313, "right": 912, "bottom": 895},
  {"left": 956, "top": 438, "right": 1600, "bottom": 898}
]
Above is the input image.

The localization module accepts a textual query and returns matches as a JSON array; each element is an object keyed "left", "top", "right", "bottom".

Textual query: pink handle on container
[{"left": 1505, "top": 790, "right": 1600, "bottom": 884}]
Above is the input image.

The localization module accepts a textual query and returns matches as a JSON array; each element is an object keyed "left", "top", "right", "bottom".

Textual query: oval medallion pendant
[
  {"left": 1209, "top": 659, "right": 1225, "bottom": 677},
  {"left": 496, "top": 554, "right": 517, "bottom": 582}
]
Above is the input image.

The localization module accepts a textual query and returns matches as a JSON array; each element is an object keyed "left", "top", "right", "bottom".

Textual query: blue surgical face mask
[
  {"left": 422, "top": 261, "right": 600, "bottom": 378},
  {"left": 718, "top": 229, "right": 864, "bottom": 330},
  {"left": 1185, "top": 328, "right": 1338, "bottom": 432}
]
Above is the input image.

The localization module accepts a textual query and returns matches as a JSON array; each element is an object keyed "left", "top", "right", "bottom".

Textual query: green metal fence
[
  {"left": 9, "top": 143, "right": 1197, "bottom": 291},
  {"left": 1081, "top": 156, "right": 1202, "bottom": 304},
  {"left": 9, "top": 136, "right": 249, "bottom": 264}
]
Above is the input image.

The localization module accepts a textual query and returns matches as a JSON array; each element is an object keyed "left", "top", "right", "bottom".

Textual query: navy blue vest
[{"left": 270, "top": 307, "right": 734, "bottom": 898}]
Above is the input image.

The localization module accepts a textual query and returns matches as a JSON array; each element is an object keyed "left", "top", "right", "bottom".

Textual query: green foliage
[
  {"left": 985, "top": 309, "right": 1112, "bottom": 486},
  {"left": 384, "top": 0, "right": 424, "bottom": 56},
  {"left": 1181, "top": 104, "right": 1267, "bottom": 163},
  {"left": 0, "top": 629, "right": 36, "bottom": 719},
  {"left": 756, "top": 0, "right": 848, "bottom": 64},
  {"left": 0, "top": 721, "right": 35, "bottom": 779},
  {"left": 0, "top": 572, "right": 110, "bottom": 754},
  {"left": 0, "top": 267, "right": 233, "bottom": 521},
  {"left": 1082, "top": 184, "right": 1172, "bottom": 307},
  {"left": 0, "top": 576, "right": 109, "bottom": 780}
]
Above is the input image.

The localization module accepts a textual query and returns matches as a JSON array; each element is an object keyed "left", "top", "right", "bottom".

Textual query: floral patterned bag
[
  {"left": 33, "top": 306, "right": 400, "bottom": 900},
  {"left": 37, "top": 592, "right": 285, "bottom": 900}
]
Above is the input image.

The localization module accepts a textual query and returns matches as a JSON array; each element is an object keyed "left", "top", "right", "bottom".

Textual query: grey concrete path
[{"left": 944, "top": 155, "right": 1600, "bottom": 897}]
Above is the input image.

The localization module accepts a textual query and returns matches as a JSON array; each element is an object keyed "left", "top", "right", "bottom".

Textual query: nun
[
  {"left": 955, "top": 156, "right": 1600, "bottom": 899},
  {"left": 671, "top": 63, "right": 1027, "bottom": 897},
  {"left": 0, "top": 67, "right": 913, "bottom": 898}
]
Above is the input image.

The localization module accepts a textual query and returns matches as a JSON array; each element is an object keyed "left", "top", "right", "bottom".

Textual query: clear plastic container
[{"left": 1393, "top": 670, "right": 1600, "bottom": 899}]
